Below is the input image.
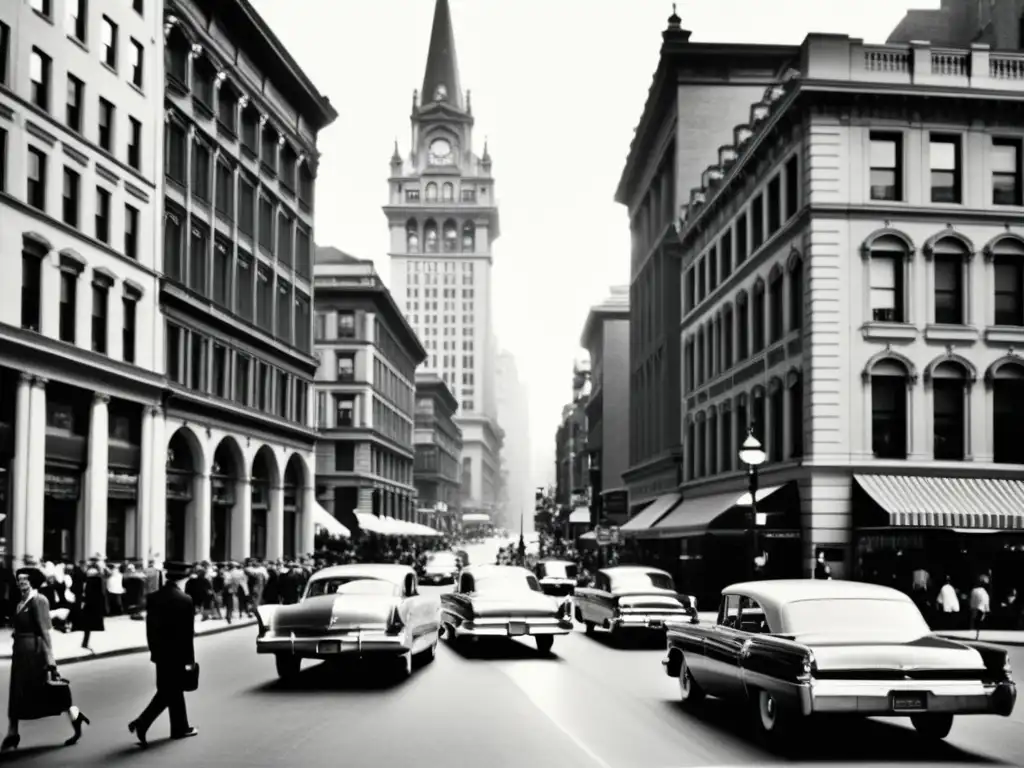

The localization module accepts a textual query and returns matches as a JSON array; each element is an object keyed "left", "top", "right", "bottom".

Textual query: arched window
[
  {"left": 695, "top": 327, "right": 705, "bottom": 386},
  {"left": 988, "top": 236, "right": 1024, "bottom": 327},
  {"left": 720, "top": 403, "right": 733, "bottom": 472},
  {"left": 788, "top": 251, "right": 804, "bottom": 331},
  {"left": 868, "top": 357, "right": 910, "bottom": 459},
  {"left": 165, "top": 25, "right": 189, "bottom": 84},
  {"left": 708, "top": 409, "right": 719, "bottom": 475},
  {"left": 867, "top": 233, "right": 912, "bottom": 323},
  {"left": 991, "top": 359, "right": 1024, "bottom": 463},
  {"left": 425, "top": 183, "right": 438, "bottom": 202},
  {"left": 722, "top": 304, "right": 734, "bottom": 368},
  {"left": 752, "top": 279, "right": 766, "bottom": 352},
  {"left": 931, "top": 361, "right": 968, "bottom": 461},
  {"left": 736, "top": 291, "right": 749, "bottom": 358},
  {"left": 686, "top": 421, "right": 696, "bottom": 480},
  {"left": 768, "top": 378, "right": 784, "bottom": 461},
  {"left": 751, "top": 387, "right": 766, "bottom": 447},
  {"left": 442, "top": 183, "right": 454, "bottom": 202},
  {"left": 424, "top": 220, "right": 438, "bottom": 253},
  {"left": 696, "top": 413, "right": 707, "bottom": 477},
  {"left": 928, "top": 235, "right": 970, "bottom": 325},
  {"left": 405, "top": 220, "right": 419, "bottom": 253},
  {"left": 443, "top": 220, "right": 458, "bottom": 252},
  {"left": 768, "top": 266, "right": 784, "bottom": 343},
  {"left": 462, "top": 222, "right": 475, "bottom": 252},
  {"left": 788, "top": 370, "right": 804, "bottom": 459}
]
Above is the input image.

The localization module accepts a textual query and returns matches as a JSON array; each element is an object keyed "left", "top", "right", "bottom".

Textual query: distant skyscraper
[
  {"left": 496, "top": 351, "right": 532, "bottom": 534},
  {"left": 383, "top": 0, "right": 503, "bottom": 520}
]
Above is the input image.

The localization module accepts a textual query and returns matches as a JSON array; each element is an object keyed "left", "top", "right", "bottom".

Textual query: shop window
[{"left": 870, "top": 360, "right": 910, "bottom": 459}]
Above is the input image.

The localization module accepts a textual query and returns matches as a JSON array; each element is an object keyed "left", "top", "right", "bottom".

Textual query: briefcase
[{"left": 182, "top": 663, "right": 200, "bottom": 692}]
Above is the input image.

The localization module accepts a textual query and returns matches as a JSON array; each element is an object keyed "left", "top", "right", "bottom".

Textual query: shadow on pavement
[
  {"left": 100, "top": 738, "right": 178, "bottom": 762},
  {"left": 578, "top": 628, "right": 666, "bottom": 651},
  {"left": 661, "top": 697, "right": 1001, "bottom": 763},
  {"left": 0, "top": 744, "right": 65, "bottom": 763},
  {"left": 443, "top": 638, "right": 566, "bottom": 662},
  {"left": 245, "top": 659, "right": 412, "bottom": 694}
]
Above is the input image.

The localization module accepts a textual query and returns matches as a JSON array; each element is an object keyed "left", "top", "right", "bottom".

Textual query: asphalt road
[{"left": 0, "top": 539, "right": 1021, "bottom": 767}]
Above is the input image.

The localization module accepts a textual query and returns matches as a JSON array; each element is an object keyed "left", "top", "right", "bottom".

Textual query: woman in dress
[
  {"left": 77, "top": 558, "right": 106, "bottom": 651},
  {"left": 2, "top": 571, "right": 90, "bottom": 752}
]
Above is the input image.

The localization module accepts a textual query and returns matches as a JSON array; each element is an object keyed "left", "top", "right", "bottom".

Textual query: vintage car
[
  {"left": 663, "top": 579, "right": 1017, "bottom": 746},
  {"left": 574, "top": 565, "right": 696, "bottom": 640},
  {"left": 535, "top": 559, "right": 578, "bottom": 597},
  {"left": 255, "top": 564, "right": 441, "bottom": 681},
  {"left": 440, "top": 565, "right": 573, "bottom": 654},
  {"left": 421, "top": 551, "right": 461, "bottom": 585}
]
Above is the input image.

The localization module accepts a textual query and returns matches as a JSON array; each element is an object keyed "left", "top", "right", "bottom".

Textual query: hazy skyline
[{"left": 250, "top": 0, "right": 932, "bottom": 489}]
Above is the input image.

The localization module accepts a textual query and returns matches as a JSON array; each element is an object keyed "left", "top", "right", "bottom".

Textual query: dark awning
[
  {"left": 620, "top": 492, "right": 682, "bottom": 536},
  {"left": 650, "top": 486, "right": 787, "bottom": 539},
  {"left": 854, "top": 474, "right": 1024, "bottom": 530}
]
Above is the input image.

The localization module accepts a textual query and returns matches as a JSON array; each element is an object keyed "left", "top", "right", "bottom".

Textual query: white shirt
[
  {"left": 970, "top": 586, "right": 990, "bottom": 614},
  {"left": 937, "top": 583, "right": 960, "bottom": 613}
]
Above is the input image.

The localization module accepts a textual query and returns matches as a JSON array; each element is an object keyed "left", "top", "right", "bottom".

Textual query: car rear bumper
[
  {"left": 610, "top": 613, "right": 687, "bottom": 631},
  {"left": 423, "top": 572, "right": 457, "bottom": 584},
  {"left": 257, "top": 632, "right": 410, "bottom": 658},
  {"left": 453, "top": 617, "right": 573, "bottom": 638},
  {"left": 798, "top": 678, "right": 1017, "bottom": 717}
]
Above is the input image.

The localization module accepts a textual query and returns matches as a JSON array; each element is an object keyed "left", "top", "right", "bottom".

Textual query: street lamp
[{"left": 738, "top": 428, "right": 767, "bottom": 580}]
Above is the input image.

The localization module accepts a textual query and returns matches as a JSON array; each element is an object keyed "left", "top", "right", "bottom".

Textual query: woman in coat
[
  {"left": 77, "top": 560, "right": 106, "bottom": 651},
  {"left": 2, "top": 570, "right": 90, "bottom": 752}
]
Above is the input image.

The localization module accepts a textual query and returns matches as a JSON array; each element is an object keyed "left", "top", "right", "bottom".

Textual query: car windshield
[
  {"left": 541, "top": 562, "right": 577, "bottom": 579},
  {"left": 476, "top": 572, "right": 542, "bottom": 593},
  {"left": 428, "top": 553, "right": 457, "bottom": 567},
  {"left": 306, "top": 577, "right": 400, "bottom": 598},
  {"left": 610, "top": 571, "right": 674, "bottom": 592},
  {"left": 780, "top": 598, "right": 930, "bottom": 637}
]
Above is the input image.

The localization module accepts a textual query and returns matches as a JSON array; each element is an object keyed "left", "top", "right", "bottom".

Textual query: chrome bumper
[
  {"left": 453, "top": 617, "right": 573, "bottom": 638},
  {"left": 610, "top": 613, "right": 686, "bottom": 630},
  {"left": 797, "top": 678, "right": 1017, "bottom": 717},
  {"left": 257, "top": 631, "right": 410, "bottom": 657}
]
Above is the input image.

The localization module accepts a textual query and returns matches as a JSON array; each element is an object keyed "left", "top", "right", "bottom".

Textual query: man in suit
[{"left": 128, "top": 579, "right": 199, "bottom": 747}]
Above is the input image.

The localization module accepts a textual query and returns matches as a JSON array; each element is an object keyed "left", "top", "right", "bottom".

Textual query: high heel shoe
[
  {"left": 64, "top": 712, "right": 90, "bottom": 746},
  {"left": 1, "top": 734, "right": 20, "bottom": 752}
]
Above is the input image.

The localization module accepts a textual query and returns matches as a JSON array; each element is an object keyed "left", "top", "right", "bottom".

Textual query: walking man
[{"left": 128, "top": 578, "right": 198, "bottom": 747}]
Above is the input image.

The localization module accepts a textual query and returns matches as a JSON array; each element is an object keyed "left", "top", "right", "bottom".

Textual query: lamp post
[{"left": 738, "top": 428, "right": 767, "bottom": 580}]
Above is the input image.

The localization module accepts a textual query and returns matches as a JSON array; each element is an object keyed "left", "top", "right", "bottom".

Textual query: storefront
[
  {"left": 43, "top": 384, "right": 89, "bottom": 563},
  {"left": 106, "top": 472, "right": 139, "bottom": 562},
  {"left": 43, "top": 469, "right": 80, "bottom": 562},
  {"left": 165, "top": 438, "right": 194, "bottom": 565},
  {"left": 250, "top": 479, "right": 268, "bottom": 560},
  {"left": 283, "top": 482, "right": 297, "bottom": 560},
  {"left": 209, "top": 467, "right": 234, "bottom": 563}
]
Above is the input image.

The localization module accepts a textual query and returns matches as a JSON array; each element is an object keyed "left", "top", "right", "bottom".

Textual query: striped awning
[
  {"left": 620, "top": 493, "right": 682, "bottom": 536},
  {"left": 855, "top": 475, "right": 1024, "bottom": 530},
  {"left": 654, "top": 486, "right": 785, "bottom": 537}
]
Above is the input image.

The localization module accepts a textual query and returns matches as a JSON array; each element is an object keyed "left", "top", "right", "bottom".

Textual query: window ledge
[
  {"left": 924, "top": 324, "right": 979, "bottom": 343},
  {"left": 861, "top": 322, "right": 917, "bottom": 341},
  {"left": 985, "top": 326, "right": 1024, "bottom": 344}
]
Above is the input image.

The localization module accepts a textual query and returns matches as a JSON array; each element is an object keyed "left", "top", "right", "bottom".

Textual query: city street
[{"left": 0, "top": 542, "right": 1022, "bottom": 767}]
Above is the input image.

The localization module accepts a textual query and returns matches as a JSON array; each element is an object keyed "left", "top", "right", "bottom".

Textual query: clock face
[{"left": 429, "top": 139, "right": 452, "bottom": 164}]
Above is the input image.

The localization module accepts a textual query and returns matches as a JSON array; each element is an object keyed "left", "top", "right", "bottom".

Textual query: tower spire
[{"left": 421, "top": 0, "right": 464, "bottom": 111}]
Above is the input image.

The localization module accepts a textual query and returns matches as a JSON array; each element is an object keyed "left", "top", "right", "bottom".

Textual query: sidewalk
[{"left": 0, "top": 612, "right": 258, "bottom": 666}]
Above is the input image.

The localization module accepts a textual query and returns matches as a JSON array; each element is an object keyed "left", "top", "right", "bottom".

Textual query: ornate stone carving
[
  {"left": 19, "top": 373, "right": 33, "bottom": 385},
  {"left": 33, "top": 377, "right": 48, "bottom": 388},
  {"left": 237, "top": 95, "right": 249, "bottom": 110},
  {"left": 277, "top": 136, "right": 286, "bottom": 148},
  {"left": 94, "top": 393, "right": 111, "bottom": 406},
  {"left": 215, "top": 71, "right": 227, "bottom": 89},
  {"left": 258, "top": 114, "right": 270, "bottom": 128},
  {"left": 189, "top": 43, "right": 203, "bottom": 59},
  {"left": 163, "top": 16, "right": 179, "bottom": 39}
]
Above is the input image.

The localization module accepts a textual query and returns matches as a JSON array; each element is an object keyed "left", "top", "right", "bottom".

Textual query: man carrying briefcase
[{"left": 128, "top": 578, "right": 199, "bottom": 747}]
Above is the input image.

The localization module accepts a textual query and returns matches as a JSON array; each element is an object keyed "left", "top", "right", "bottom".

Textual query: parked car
[
  {"left": 255, "top": 564, "right": 441, "bottom": 682},
  {"left": 421, "top": 551, "right": 460, "bottom": 585},
  {"left": 535, "top": 559, "right": 578, "bottom": 596},
  {"left": 574, "top": 566, "right": 695, "bottom": 641},
  {"left": 440, "top": 565, "right": 573, "bottom": 654},
  {"left": 663, "top": 579, "right": 1017, "bottom": 747}
]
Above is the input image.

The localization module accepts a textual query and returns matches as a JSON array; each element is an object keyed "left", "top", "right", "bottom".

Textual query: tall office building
[
  {"left": 383, "top": 0, "right": 503, "bottom": 520},
  {"left": 496, "top": 350, "right": 532, "bottom": 533}
]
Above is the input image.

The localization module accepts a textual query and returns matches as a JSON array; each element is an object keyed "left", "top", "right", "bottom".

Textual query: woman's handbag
[
  {"left": 182, "top": 663, "right": 200, "bottom": 692},
  {"left": 42, "top": 668, "right": 73, "bottom": 714}
]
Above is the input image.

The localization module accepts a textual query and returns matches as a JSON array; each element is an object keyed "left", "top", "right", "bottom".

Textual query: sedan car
[
  {"left": 421, "top": 551, "right": 460, "bottom": 585},
  {"left": 440, "top": 565, "right": 573, "bottom": 654},
  {"left": 255, "top": 564, "right": 441, "bottom": 681},
  {"left": 535, "top": 559, "right": 578, "bottom": 597},
  {"left": 574, "top": 566, "right": 696, "bottom": 641},
  {"left": 663, "top": 579, "right": 1017, "bottom": 747}
]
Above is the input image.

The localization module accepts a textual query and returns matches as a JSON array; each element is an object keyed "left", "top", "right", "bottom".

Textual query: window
[
  {"left": 166, "top": 324, "right": 182, "bottom": 383},
  {"left": 789, "top": 258, "right": 804, "bottom": 331},
  {"left": 30, "top": 49, "right": 51, "bottom": 111},
  {"left": 993, "top": 363, "right": 1024, "bottom": 464},
  {"left": 212, "top": 345, "right": 228, "bottom": 398},
  {"left": 133, "top": 0, "right": 143, "bottom": 15},
  {"left": 869, "top": 132, "right": 902, "bottom": 201},
  {"left": 736, "top": 212, "right": 748, "bottom": 265},
  {"left": 298, "top": 166, "right": 313, "bottom": 209},
  {"left": 736, "top": 294, "right": 749, "bottom": 359},
  {"left": 993, "top": 138, "right": 1022, "bottom": 207},
  {"left": 722, "top": 306, "right": 733, "bottom": 368},
  {"left": 166, "top": 123, "right": 186, "bottom": 184},
  {"left": 163, "top": 210, "right": 184, "bottom": 281},
  {"left": 784, "top": 155, "right": 799, "bottom": 218},
  {"left": 213, "top": 238, "right": 231, "bottom": 307},
  {"left": 261, "top": 126, "right": 278, "bottom": 173},
  {"left": 720, "top": 231, "right": 732, "bottom": 280},
  {"left": 25, "top": 147, "right": 46, "bottom": 212},
  {"left": 708, "top": 245, "right": 718, "bottom": 289},
  {"left": 215, "top": 162, "right": 233, "bottom": 218},
  {"left": 0, "top": 23, "right": 9, "bottom": 87},
  {"left": 235, "top": 355, "right": 250, "bottom": 404},
  {"left": 295, "top": 293, "right": 310, "bottom": 351},
  {"left": 769, "top": 387, "right": 783, "bottom": 461},
  {"left": 789, "top": 378, "right": 804, "bottom": 458},
  {"left": 933, "top": 369, "right": 966, "bottom": 461},
  {"left": 119, "top": 203, "right": 139, "bottom": 260},
  {"left": 130, "top": 39, "right": 144, "bottom": 88},
  {"left": 191, "top": 142, "right": 211, "bottom": 200},
  {"left": 189, "top": 225, "right": 208, "bottom": 296},
  {"left": 256, "top": 265, "right": 273, "bottom": 331},
  {"left": 236, "top": 251, "right": 253, "bottom": 321},
  {"left": 192, "top": 59, "right": 214, "bottom": 108},
  {"left": 871, "top": 364, "right": 908, "bottom": 459},
  {"left": 256, "top": 363, "right": 269, "bottom": 409},
  {"left": 241, "top": 109, "right": 258, "bottom": 154},
  {"left": 336, "top": 396, "right": 355, "bottom": 427},
  {"left": 125, "top": 117, "right": 142, "bottom": 170},
  {"left": 258, "top": 197, "right": 274, "bottom": 251},
  {"left": 337, "top": 355, "right": 355, "bottom": 381},
  {"left": 217, "top": 85, "right": 236, "bottom": 132},
  {"left": 768, "top": 270, "right": 784, "bottom": 343},
  {"left": 238, "top": 178, "right": 255, "bottom": 235},
  {"left": 91, "top": 280, "right": 110, "bottom": 355},
  {"left": 766, "top": 176, "right": 781, "bottom": 235},
  {"left": 335, "top": 443, "right": 355, "bottom": 471},
  {"left": 994, "top": 256, "right": 1023, "bottom": 326},
  {"left": 869, "top": 245, "right": 905, "bottom": 323},
  {"left": 62, "top": 167, "right": 80, "bottom": 227},
  {"left": 95, "top": 187, "right": 111, "bottom": 243},
  {"left": 122, "top": 294, "right": 137, "bottom": 364},
  {"left": 276, "top": 280, "right": 292, "bottom": 341},
  {"left": 930, "top": 135, "right": 962, "bottom": 203},
  {"left": 296, "top": 228, "right": 311, "bottom": 278},
  {"left": 190, "top": 334, "right": 207, "bottom": 391},
  {"left": 751, "top": 284, "right": 765, "bottom": 352},
  {"left": 934, "top": 253, "right": 963, "bottom": 325},
  {"left": 59, "top": 267, "right": 77, "bottom": 343},
  {"left": 31, "top": 0, "right": 52, "bottom": 18},
  {"left": 314, "top": 312, "right": 327, "bottom": 340},
  {"left": 277, "top": 214, "right": 293, "bottom": 266},
  {"left": 21, "top": 248, "right": 43, "bottom": 332},
  {"left": 750, "top": 194, "right": 764, "bottom": 251},
  {"left": 337, "top": 311, "right": 356, "bottom": 338},
  {"left": 277, "top": 371, "right": 289, "bottom": 418},
  {"left": 101, "top": 17, "right": 118, "bottom": 69},
  {"left": 66, "top": 75, "right": 83, "bottom": 132},
  {"left": 98, "top": 99, "right": 114, "bottom": 152}
]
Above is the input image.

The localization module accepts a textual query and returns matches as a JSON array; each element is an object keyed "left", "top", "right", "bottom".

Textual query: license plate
[
  {"left": 319, "top": 640, "right": 342, "bottom": 654},
  {"left": 508, "top": 622, "right": 527, "bottom": 636},
  {"left": 892, "top": 692, "right": 927, "bottom": 711}
]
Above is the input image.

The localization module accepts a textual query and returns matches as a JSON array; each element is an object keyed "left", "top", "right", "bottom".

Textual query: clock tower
[{"left": 384, "top": 0, "right": 504, "bottom": 521}]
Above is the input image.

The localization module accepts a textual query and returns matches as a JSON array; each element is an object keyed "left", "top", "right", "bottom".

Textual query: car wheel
[
  {"left": 536, "top": 635, "right": 554, "bottom": 654},
  {"left": 275, "top": 654, "right": 301, "bottom": 682},
  {"left": 393, "top": 653, "right": 413, "bottom": 680},
  {"left": 678, "top": 656, "right": 705, "bottom": 705},
  {"left": 751, "top": 689, "right": 792, "bottom": 748},
  {"left": 911, "top": 713, "right": 954, "bottom": 740}
]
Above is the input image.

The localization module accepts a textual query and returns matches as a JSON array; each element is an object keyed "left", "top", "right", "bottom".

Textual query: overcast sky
[{"left": 250, "top": 0, "right": 933, "bottom": 487}]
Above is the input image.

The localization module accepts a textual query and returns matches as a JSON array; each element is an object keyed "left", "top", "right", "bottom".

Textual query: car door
[
  {"left": 701, "top": 593, "right": 749, "bottom": 698},
  {"left": 574, "top": 572, "right": 598, "bottom": 622},
  {"left": 591, "top": 572, "right": 617, "bottom": 626},
  {"left": 403, "top": 573, "right": 433, "bottom": 647}
]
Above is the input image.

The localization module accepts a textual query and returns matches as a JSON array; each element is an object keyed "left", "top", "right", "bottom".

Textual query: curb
[{"left": 0, "top": 619, "right": 257, "bottom": 667}]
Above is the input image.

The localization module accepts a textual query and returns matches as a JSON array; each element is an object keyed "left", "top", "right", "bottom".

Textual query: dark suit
[{"left": 135, "top": 582, "right": 195, "bottom": 736}]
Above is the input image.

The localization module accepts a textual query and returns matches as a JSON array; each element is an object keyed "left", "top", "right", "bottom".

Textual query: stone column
[
  {"left": 300, "top": 484, "right": 316, "bottom": 557},
  {"left": 148, "top": 408, "right": 167, "bottom": 564},
  {"left": 267, "top": 485, "right": 285, "bottom": 561},
  {"left": 83, "top": 393, "right": 110, "bottom": 558},
  {"left": 138, "top": 406, "right": 154, "bottom": 563},
  {"left": 231, "top": 477, "right": 252, "bottom": 561},
  {"left": 192, "top": 472, "right": 211, "bottom": 562},
  {"left": 24, "top": 378, "right": 48, "bottom": 560},
  {"left": 10, "top": 374, "right": 33, "bottom": 562}
]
